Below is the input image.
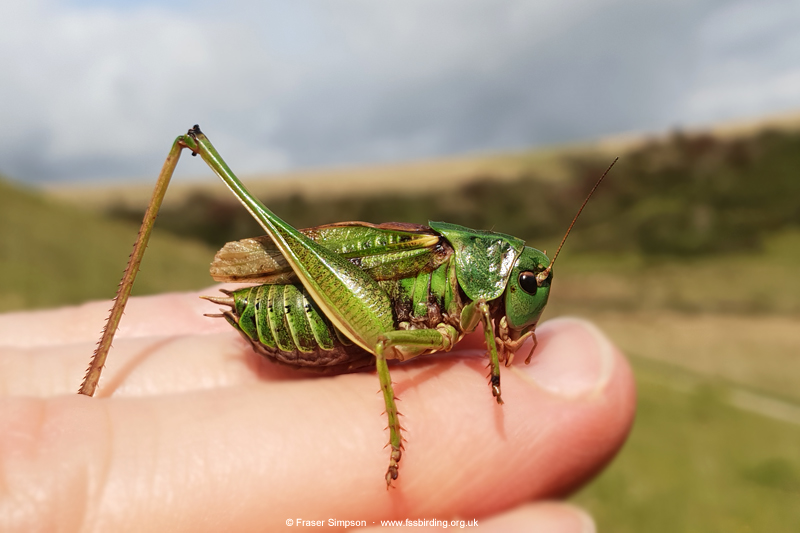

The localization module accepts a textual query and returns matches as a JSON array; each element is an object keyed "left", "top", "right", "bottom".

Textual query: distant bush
[
  {"left": 569, "top": 129, "right": 800, "bottom": 255},
  {"left": 109, "top": 128, "right": 800, "bottom": 257}
]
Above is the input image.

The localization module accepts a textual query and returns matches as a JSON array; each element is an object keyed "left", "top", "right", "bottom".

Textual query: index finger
[{"left": 1, "top": 317, "right": 635, "bottom": 531}]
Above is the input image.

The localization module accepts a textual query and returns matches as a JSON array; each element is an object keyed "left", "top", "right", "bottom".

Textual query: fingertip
[
  {"left": 481, "top": 502, "right": 596, "bottom": 533},
  {"left": 514, "top": 317, "right": 629, "bottom": 400}
]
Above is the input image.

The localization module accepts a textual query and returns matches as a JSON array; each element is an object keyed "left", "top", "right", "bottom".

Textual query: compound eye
[{"left": 518, "top": 271, "right": 538, "bottom": 295}]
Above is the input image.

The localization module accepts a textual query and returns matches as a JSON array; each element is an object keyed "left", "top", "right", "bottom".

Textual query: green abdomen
[
  {"left": 226, "top": 284, "right": 373, "bottom": 371},
  {"left": 222, "top": 259, "right": 465, "bottom": 369}
]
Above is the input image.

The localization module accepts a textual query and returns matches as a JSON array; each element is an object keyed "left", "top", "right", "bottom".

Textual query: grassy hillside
[
  {"left": 106, "top": 128, "right": 800, "bottom": 263},
  {"left": 574, "top": 355, "right": 800, "bottom": 532},
  {"left": 43, "top": 142, "right": 592, "bottom": 210},
  {"left": 0, "top": 178, "right": 215, "bottom": 312}
]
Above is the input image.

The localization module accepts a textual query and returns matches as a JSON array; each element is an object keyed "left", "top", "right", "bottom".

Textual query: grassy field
[
  {"left": 548, "top": 232, "right": 800, "bottom": 531},
  {"left": 2, "top": 118, "right": 800, "bottom": 530},
  {"left": 0, "top": 177, "right": 215, "bottom": 312},
  {"left": 574, "top": 355, "right": 800, "bottom": 532}
]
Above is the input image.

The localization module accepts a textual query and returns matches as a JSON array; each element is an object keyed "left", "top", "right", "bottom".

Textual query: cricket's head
[
  {"left": 502, "top": 157, "right": 618, "bottom": 337},
  {"left": 504, "top": 246, "right": 552, "bottom": 332}
]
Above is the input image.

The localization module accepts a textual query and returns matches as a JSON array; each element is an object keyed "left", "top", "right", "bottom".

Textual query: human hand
[{"left": 0, "top": 287, "right": 635, "bottom": 532}]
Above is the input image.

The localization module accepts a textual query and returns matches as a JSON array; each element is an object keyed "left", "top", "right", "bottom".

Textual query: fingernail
[
  {"left": 570, "top": 505, "right": 598, "bottom": 533},
  {"left": 513, "top": 318, "right": 615, "bottom": 398}
]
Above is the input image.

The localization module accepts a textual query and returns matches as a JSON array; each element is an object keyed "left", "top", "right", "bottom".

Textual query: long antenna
[{"left": 537, "top": 157, "right": 618, "bottom": 283}]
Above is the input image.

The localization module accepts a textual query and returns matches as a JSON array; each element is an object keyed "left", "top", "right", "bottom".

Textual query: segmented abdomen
[
  {"left": 223, "top": 284, "right": 374, "bottom": 371},
  {"left": 211, "top": 259, "right": 466, "bottom": 369}
]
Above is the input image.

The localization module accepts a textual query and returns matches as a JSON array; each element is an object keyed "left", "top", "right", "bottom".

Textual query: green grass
[
  {"left": 573, "top": 356, "right": 800, "bottom": 532},
  {"left": 541, "top": 228, "right": 800, "bottom": 317},
  {"left": 0, "top": 178, "right": 215, "bottom": 312}
]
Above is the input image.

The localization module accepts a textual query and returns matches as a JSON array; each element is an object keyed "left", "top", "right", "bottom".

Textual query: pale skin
[{"left": 0, "top": 287, "right": 636, "bottom": 532}]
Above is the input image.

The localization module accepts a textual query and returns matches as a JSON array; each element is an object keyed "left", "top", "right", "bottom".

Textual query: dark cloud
[{"left": 1, "top": 0, "right": 799, "bottom": 183}]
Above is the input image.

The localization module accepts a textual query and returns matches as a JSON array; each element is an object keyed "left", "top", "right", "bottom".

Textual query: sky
[{"left": 1, "top": 0, "right": 799, "bottom": 184}]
